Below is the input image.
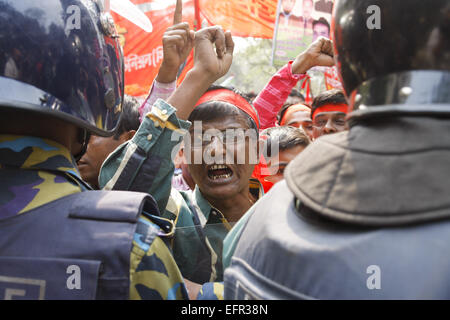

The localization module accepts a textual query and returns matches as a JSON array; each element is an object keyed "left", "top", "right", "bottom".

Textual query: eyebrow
[
  {"left": 287, "top": 120, "right": 312, "bottom": 125},
  {"left": 314, "top": 112, "right": 347, "bottom": 119}
]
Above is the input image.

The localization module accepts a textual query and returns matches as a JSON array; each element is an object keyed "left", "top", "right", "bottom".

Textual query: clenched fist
[{"left": 292, "top": 37, "right": 335, "bottom": 75}]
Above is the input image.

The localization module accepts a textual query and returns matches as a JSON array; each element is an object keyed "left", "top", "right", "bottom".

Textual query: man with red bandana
[
  {"left": 310, "top": 89, "right": 349, "bottom": 139},
  {"left": 278, "top": 103, "right": 314, "bottom": 139}
]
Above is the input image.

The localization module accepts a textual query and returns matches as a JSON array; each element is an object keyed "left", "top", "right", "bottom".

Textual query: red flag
[
  {"left": 112, "top": 0, "right": 196, "bottom": 97},
  {"left": 199, "top": 0, "right": 277, "bottom": 38}
]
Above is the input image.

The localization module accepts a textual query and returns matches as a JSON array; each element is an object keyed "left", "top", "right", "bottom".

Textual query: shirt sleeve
[
  {"left": 253, "top": 61, "right": 307, "bottom": 130},
  {"left": 129, "top": 216, "right": 189, "bottom": 300},
  {"left": 139, "top": 80, "right": 177, "bottom": 122},
  {"left": 99, "top": 98, "right": 191, "bottom": 215}
]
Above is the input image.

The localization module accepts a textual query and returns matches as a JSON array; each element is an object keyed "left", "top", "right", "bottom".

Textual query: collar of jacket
[
  {"left": 285, "top": 113, "right": 450, "bottom": 227},
  {"left": 0, "top": 135, "right": 80, "bottom": 178},
  {"left": 193, "top": 178, "right": 263, "bottom": 228}
]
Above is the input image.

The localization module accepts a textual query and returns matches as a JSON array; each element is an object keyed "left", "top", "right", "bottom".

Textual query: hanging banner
[
  {"left": 112, "top": 0, "right": 196, "bottom": 98},
  {"left": 198, "top": 0, "right": 278, "bottom": 39},
  {"left": 272, "top": 0, "right": 341, "bottom": 99},
  {"left": 272, "top": 0, "right": 334, "bottom": 67}
]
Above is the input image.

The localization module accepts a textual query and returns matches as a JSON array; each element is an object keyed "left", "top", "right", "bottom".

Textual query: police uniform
[
  {"left": 224, "top": 0, "right": 450, "bottom": 299},
  {"left": 0, "top": 135, "right": 188, "bottom": 300},
  {"left": 0, "top": 0, "right": 187, "bottom": 300}
]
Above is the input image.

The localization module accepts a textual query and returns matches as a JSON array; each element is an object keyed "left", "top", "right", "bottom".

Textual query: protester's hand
[
  {"left": 168, "top": 26, "right": 234, "bottom": 120},
  {"left": 292, "top": 37, "right": 335, "bottom": 74},
  {"left": 156, "top": 0, "right": 195, "bottom": 83},
  {"left": 191, "top": 26, "right": 234, "bottom": 83}
]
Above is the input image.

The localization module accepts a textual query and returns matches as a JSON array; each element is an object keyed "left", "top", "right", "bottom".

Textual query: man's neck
[{"left": 204, "top": 189, "right": 254, "bottom": 223}]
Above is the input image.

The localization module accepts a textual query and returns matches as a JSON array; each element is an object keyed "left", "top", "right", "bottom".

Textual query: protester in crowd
[
  {"left": 138, "top": 3, "right": 195, "bottom": 120},
  {"left": 78, "top": 95, "right": 140, "bottom": 189},
  {"left": 251, "top": 39, "right": 327, "bottom": 130},
  {"left": 172, "top": 142, "right": 196, "bottom": 191},
  {"left": 224, "top": 0, "right": 450, "bottom": 299},
  {"left": 78, "top": 10, "right": 198, "bottom": 193},
  {"left": 0, "top": 0, "right": 189, "bottom": 300},
  {"left": 99, "top": 33, "right": 336, "bottom": 289},
  {"left": 101, "top": 83, "right": 261, "bottom": 285},
  {"left": 254, "top": 126, "right": 310, "bottom": 192},
  {"left": 277, "top": 103, "right": 313, "bottom": 139},
  {"left": 310, "top": 89, "right": 349, "bottom": 139}
]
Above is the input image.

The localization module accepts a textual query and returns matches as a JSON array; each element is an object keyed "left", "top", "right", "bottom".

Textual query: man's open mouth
[{"left": 207, "top": 164, "right": 234, "bottom": 180}]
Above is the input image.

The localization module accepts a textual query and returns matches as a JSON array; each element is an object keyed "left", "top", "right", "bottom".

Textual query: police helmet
[
  {"left": 332, "top": 0, "right": 450, "bottom": 119},
  {"left": 0, "top": 0, "right": 124, "bottom": 137}
]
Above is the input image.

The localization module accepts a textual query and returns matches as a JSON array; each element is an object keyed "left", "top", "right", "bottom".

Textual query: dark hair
[
  {"left": 313, "top": 17, "right": 330, "bottom": 32},
  {"left": 262, "top": 126, "right": 310, "bottom": 158},
  {"left": 114, "top": 95, "right": 141, "bottom": 139},
  {"left": 188, "top": 85, "right": 259, "bottom": 135},
  {"left": 289, "top": 89, "right": 305, "bottom": 100},
  {"left": 246, "top": 91, "right": 257, "bottom": 100},
  {"left": 311, "top": 89, "right": 348, "bottom": 116}
]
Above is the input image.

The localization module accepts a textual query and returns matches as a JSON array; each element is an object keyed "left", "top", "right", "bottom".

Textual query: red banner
[
  {"left": 199, "top": 0, "right": 277, "bottom": 39},
  {"left": 112, "top": 0, "right": 196, "bottom": 97},
  {"left": 112, "top": 0, "right": 280, "bottom": 98}
]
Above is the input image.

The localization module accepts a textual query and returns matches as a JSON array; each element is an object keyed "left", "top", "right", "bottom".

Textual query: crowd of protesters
[{"left": 0, "top": 0, "right": 449, "bottom": 300}]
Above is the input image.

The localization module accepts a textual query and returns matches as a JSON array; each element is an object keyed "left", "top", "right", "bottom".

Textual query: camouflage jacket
[{"left": 0, "top": 135, "right": 188, "bottom": 300}]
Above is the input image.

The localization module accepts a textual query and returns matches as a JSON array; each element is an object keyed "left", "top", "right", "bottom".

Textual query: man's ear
[{"left": 119, "top": 130, "right": 136, "bottom": 143}]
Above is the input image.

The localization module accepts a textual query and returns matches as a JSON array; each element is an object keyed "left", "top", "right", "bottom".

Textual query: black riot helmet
[
  {"left": 332, "top": 0, "right": 450, "bottom": 120},
  {"left": 0, "top": 0, "right": 124, "bottom": 138}
]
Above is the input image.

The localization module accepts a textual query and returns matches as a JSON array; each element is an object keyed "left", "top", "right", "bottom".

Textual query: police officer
[
  {"left": 0, "top": 0, "right": 188, "bottom": 300},
  {"left": 224, "top": 0, "right": 450, "bottom": 299}
]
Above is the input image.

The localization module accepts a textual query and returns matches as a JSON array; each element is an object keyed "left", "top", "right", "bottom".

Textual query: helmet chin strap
[{"left": 74, "top": 129, "right": 91, "bottom": 162}]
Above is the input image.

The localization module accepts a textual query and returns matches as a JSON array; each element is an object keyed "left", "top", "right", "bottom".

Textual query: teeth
[
  {"left": 211, "top": 164, "right": 228, "bottom": 170},
  {"left": 211, "top": 173, "right": 232, "bottom": 180}
]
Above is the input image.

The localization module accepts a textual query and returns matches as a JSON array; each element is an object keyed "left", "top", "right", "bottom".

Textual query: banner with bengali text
[
  {"left": 112, "top": 0, "right": 196, "bottom": 98},
  {"left": 198, "top": 0, "right": 278, "bottom": 39}
]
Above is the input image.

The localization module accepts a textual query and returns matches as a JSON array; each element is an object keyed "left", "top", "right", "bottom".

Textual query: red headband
[
  {"left": 280, "top": 103, "right": 311, "bottom": 126},
  {"left": 195, "top": 89, "right": 260, "bottom": 129},
  {"left": 312, "top": 103, "right": 349, "bottom": 120}
]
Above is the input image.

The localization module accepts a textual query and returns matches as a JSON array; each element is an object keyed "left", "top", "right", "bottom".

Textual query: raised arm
[
  {"left": 254, "top": 37, "right": 335, "bottom": 129},
  {"left": 99, "top": 26, "right": 234, "bottom": 215},
  {"left": 139, "top": 0, "right": 194, "bottom": 119}
]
